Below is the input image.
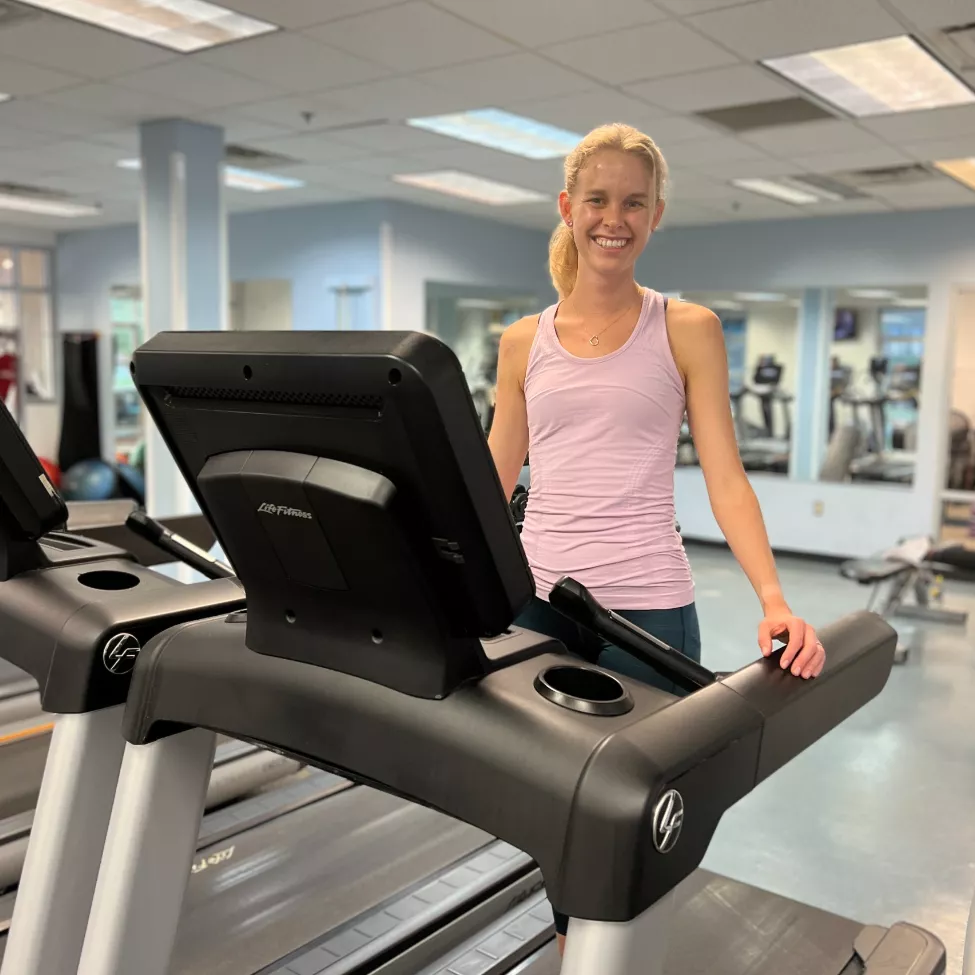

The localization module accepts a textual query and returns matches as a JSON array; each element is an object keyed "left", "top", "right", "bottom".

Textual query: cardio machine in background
[
  {"left": 731, "top": 355, "right": 793, "bottom": 474},
  {"left": 65, "top": 329, "right": 944, "bottom": 975}
]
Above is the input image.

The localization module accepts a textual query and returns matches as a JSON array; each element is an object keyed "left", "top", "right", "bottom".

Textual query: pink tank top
[{"left": 520, "top": 288, "right": 694, "bottom": 610}]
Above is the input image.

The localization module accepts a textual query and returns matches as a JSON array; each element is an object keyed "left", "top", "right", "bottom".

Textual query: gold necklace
[{"left": 585, "top": 291, "right": 643, "bottom": 346}]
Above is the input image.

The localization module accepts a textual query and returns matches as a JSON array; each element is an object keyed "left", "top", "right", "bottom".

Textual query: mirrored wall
[
  {"left": 820, "top": 286, "right": 925, "bottom": 487},
  {"left": 679, "top": 290, "right": 801, "bottom": 477},
  {"left": 426, "top": 282, "right": 538, "bottom": 434}
]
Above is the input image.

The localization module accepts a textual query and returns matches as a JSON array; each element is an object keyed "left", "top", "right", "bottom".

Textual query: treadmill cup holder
[
  {"left": 76, "top": 569, "right": 142, "bottom": 591},
  {"left": 534, "top": 664, "right": 634, "bottom": 717}
]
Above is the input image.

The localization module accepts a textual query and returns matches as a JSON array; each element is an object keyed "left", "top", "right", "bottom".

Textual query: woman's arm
[
  {"left": 668, "top": 302, "right": 824, "bottom": 678},
  {"left": 487, "top": 317, "right": 535, "bottom": 501}
]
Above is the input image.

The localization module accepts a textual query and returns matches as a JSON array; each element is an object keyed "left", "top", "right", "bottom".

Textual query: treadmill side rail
[{"left": 0, "top": 706, "right": 126, "bottom": 975}]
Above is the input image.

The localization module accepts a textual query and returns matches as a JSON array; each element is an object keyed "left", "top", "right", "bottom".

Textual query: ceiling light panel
[
  {"left": 934, "top": 158, "right": 975, "bottom": 192},
  {"left": 0, "top": 193, "right": 101, "bottom": 217},
  {"left": 392, "top": 170, "right": 549, "bottom": 206},
  {"left": 17, "top": 0, "right": 277, "bottom": 53},
  {"left": 732, "top": 178, "right": 820, "bottom": 205},
  {"left": 408, "top": 109, "right": 581, "bottom": 160},
  {"left": 763, "top": 35, "right": 975, "bottom": 118}
]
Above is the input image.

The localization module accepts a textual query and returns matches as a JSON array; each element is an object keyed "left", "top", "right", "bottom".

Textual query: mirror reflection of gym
[
  {"left": 821, "top": 287, "right": 925, "bottom": 486},
  {"left": 678, "top": 290, "right": 801, "bottom": 477}
]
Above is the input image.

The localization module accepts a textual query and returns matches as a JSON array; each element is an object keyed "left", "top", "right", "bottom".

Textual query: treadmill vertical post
[
  {"left": 0, "top": 706, "right": 126, "bottom": 975},
  {"left": 560, "top": 889, "right": 677, "bottom": 975},
  {"left": 78, "top": 728, "right": 217, "bottom": 975},
  {"left": 963, "top": 890, "right": 975, "bottom": 975}
]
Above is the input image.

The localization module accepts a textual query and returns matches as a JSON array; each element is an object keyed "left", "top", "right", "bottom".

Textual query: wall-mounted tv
[{"left": 834, "top": 308, "right": 858, "bottom": 341}]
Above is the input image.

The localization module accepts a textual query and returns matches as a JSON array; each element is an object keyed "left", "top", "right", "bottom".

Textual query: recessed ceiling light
[
  {"left": 392, "top": 171, "right": 549, "bottom": 206},
  {"left": 118, "top": 159, "right": 304, "bottom": 192},
  {"left": 934, "top": 158, "right": 975, "bottom": 192},
  {"left": 763, "top": 35, "right": 975, "bottom": 117},
  {"left": 16, "top": 0, "right": 277, "bottom": 53},
  {"left": 1, "top": 258, "right": 13, "bottom": 271},
  {"left": 734, "top": 292, "right": 790, "bottom": 302},
  {"left": 0, "top": 93, "right": 10, "bottom": 104},
  {"left": 848, "top": 289, "right": 899, "bottom": 300},
  {"left": 732, "top": 178, "right": 820, "bottom": 205},
  {"left": 895, "top": 298, "right": 928, "bottom": 308},
  {"left": 0, "top": 193, "right": 101, "bottom": 217},
  {"left": 408, "top": 109, "right": 581, "bottom": 160}
]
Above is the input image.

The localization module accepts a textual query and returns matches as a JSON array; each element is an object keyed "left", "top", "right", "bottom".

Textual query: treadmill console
[{"left": 132, "top": 330, "right": 534, "bottom": 699}]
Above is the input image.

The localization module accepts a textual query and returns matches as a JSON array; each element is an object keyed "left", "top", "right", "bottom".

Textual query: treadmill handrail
[{"left": 118, "top": 608, "right": 896, "bottom": 921}]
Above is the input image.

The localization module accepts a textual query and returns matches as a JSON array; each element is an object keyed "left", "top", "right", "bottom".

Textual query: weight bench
[{"left": 841, "top": 539, "right": 969, "bottom": 663}]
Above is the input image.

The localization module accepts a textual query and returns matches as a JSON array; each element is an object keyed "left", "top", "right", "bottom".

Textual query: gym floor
[{"left": 687, "top": 543, "right": 975, "bottom": 974}]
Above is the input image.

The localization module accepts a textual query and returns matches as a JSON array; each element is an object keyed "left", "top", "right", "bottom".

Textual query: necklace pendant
[{"left": 589, "top": 336, "right": 599, "bottom": 347}]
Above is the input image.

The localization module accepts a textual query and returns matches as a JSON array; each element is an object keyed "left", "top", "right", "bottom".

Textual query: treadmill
[{"left": 68, "top": 330, "right": 943, "bottom": 975}]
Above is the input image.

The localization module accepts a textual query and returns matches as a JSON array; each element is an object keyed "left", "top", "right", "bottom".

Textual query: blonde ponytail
[
  {"left": 548, "top": 122, "right": 669, "bottom": 299},
  {"left": 549, "top": 222, "right": 579, "bottom": 301}
]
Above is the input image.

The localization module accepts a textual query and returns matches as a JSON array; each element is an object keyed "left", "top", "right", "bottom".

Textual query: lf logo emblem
[
  {"left": 652, "top": 789, "right": 684, "bottom": 854},
  {"left": 103, "top": 633, "right": 141, "bottom": 675}
]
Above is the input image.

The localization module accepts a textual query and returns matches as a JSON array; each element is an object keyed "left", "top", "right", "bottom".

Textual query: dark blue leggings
[{"left": 513, "top": 596, "right": 702, "bottom": 935}]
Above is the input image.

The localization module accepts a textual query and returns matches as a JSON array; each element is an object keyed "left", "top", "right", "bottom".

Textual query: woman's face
[{"left": 559, "top": 149, "right": 665, "bottom": 281}]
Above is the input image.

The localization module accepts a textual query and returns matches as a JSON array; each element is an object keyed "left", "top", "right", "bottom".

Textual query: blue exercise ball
[
  {"left": 62, "top": 459, "right": 118, "bottom": 502},
  {"left": 116, "top": 463, "right": 146, "bottom": 505}
]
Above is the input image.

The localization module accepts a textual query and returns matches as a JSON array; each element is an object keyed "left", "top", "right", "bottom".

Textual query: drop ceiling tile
[
  {"left": 306, "top": 2, "right": 514, "bottom": 72},
  {"left": 543, "top": 21, "right": 738, "bottom": 85},
  {"left": 687, "top": 0, "right": 905, "bottom": 60},
  {"left": 89, "top": 130, "right": 142, "bottom": 152},
  {"left": 328, "top": 123, "right": 465, "bottom": 153},
  {"left": 244, "top": 132, "right": 372, "bottom": 164},
  {"left": 0, "top": 124, "right": 61, "bottom": 151},
  {"left": 0, "top": 99, "right": 116, "bottom": 138},
  {"left": 635, "top": 115, "right": 721, "bottom": 144},
  {"left": 793, "top": 146, "right": 913, "bottom": 174},
  {"left": 902, "top": 135, "right": 975, "bottom": 162},
  {"left": 0, "top": 17, "right": 175, "bottom": 79},
  {"left": 659, "top": 135, "right": 769, "bottom": 165},
  {"left": 658, "top": 0, "right": 765, "bottom": 13},
  {"left": 873, "top": 178, "right": 975, "bottom": 208},
  {"left": 0, "top": 57, "right": 82, "bottom": 97},
  {"left": 660, "top": 200, "right": 730, "bottom": 226},
  {"left": 428, "top": 0, "right": 668, "bottom": 46},
  {"left": 741, "top": 119, "right": 888, "bottom": 156},
  {"left": 884, "top": 0, "right": 975, "bottom": 29},
  {"left": 327, "top": 154, "right": 433, "bottom": 178},
  {"left": 39, "top": 83, "right": 199, "bottom": 123},
  {"left": 626, "top": 64, "right": 794, "bottom": 113},
  {"left": 689, "top": 155, "right": 798, "bottom": 178},
  {"left": 860, "top": 105, "right": 975, "bottom": 143},
  {"left": 197, "top": 32, "right": 390, "bottom": 93},
  {"left": 235, "top": 94, "right": 359, "bottom": 131},
  {"left": 417, "top": 53, "right": 594, "bottom": 105},
  {"left": 115, "top": 61, "right": 281, "bottom": 110},
  {"left": 223, "top": 0, "right": 404, "bottom": 28},
  {"left": 512, "top": 89, "right": 668, "bottom": 136},
  {"left": 808, "top": 198, "right": 893, "bottom": 216},
  {"left": 322, "top": 76, "right": 474, "bottom": 121},
  {"left": 191, "top": 110, "right": 293, "bottom": 143},
  {"left": 410, "top": 145, "right": 562, "bottom": 190}
]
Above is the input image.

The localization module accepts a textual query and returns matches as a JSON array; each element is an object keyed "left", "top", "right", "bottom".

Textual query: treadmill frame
[{"left": 0, "top": 706, "right": 126, "bottom": 975}]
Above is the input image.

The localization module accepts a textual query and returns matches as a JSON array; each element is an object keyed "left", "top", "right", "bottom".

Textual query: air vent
[
  {"left": 0, "top": 0, "right": 42, "bottom": 29},
  {"left": 835, "top": 164, "right": 938, "bottom": 189},
  {"left": 224, "top": 144, "right": 296, "bottom": 170},
  {"left": 0, "top": 181, "right": 74, "bottom": 202},
  {"left": 166, "top": 387, "right": 384, "bottom": 411},
  {"left": 696, "top": 97, "right": 835, "bottom": 132},
  {"left": 785, "top": 174, "right": 868, "bottom": 201}
]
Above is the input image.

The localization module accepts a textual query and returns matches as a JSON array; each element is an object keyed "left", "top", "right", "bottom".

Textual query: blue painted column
[
  {"left": 139, "top": 119, "right": 226, "bottom": 517},
  {"left": 791, "top": 288, "right": 833, "bottom": 481}
]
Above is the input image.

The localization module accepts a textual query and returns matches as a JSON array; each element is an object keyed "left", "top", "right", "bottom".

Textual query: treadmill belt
[{"left": 171, "top": 787, "right": 492, "bottom": 975}]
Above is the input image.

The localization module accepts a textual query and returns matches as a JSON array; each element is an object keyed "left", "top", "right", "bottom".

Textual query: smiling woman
[{"left": 487, "top": 125, "right": 829, "bottom": 954}]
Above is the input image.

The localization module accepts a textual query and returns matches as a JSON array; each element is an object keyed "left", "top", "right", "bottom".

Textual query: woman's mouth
[{"left": 592, "top": 236, "right": 630, "bottom": 251}]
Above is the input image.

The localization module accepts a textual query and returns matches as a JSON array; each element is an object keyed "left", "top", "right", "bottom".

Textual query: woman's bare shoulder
[{"left": 664, "top": 300, "right": 724, "bottom": 380}]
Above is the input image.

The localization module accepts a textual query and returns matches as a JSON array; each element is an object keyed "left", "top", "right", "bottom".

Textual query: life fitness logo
[
  {"left": 257, "top": 503, "right": 313, "bottom": 520},
  {"left": 652, "top": 789, "right": 685, "bottom": 854},
  {"left": 102, "top": 633, "right": 141, "bottom": 675}
]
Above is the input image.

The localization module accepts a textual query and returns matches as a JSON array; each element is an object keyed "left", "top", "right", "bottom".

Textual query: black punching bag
[{"left": 58, "top": 333, "right": 102, "bottom": 474}]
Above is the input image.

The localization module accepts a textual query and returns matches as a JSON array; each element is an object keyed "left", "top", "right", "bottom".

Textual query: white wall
[
  {"left": 740, "top": 304, "right": 798, "bottom": 435},
  {"left": 642, "top": 208, "right": 975, "bottom": 557},
  {"left": 384, "top": 201, "right": 555, "bottom": 334},
  {"left": 0, "top": 224, "right": 57, "bottom": 248}
]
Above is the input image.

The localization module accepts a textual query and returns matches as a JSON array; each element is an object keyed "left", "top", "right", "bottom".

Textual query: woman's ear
[
  {"left": 558, "top": 190, "right": 572, "bottom": 228},
  {"left": 651, "top": 199, "right": 666, "bottom": 232}
]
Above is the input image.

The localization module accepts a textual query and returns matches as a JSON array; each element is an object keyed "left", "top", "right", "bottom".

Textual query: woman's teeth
[{"left": 594, "top": 237, "right": 628, "bottom": 249}]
